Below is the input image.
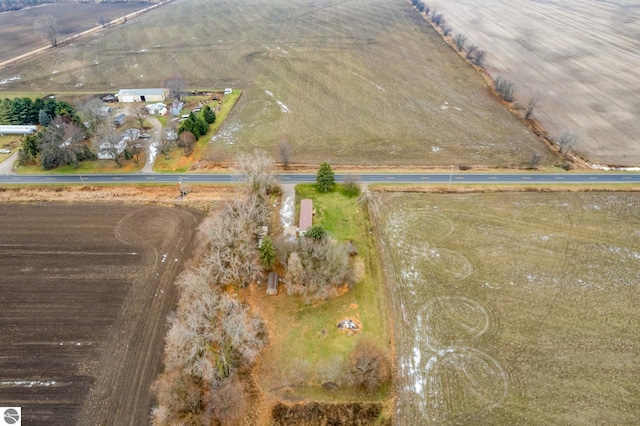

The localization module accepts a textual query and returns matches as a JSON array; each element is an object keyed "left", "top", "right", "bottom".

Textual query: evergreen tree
[
  {"left": 259, "top": 235, "right": 276, "bottom": 271},
  {"left": 203, "top": 105, "right": 216, "bottom": 124},
  {"left": 304, "top": 224, "right": 327, "bottom": 240},
  {"left": 316, "top": 162, "right": 335, "bottom": 192}
]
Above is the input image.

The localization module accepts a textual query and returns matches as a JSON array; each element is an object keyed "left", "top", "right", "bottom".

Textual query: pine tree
[
  {"left": 259, "top": 235, "right": 276, "bottom": 271},
  {"left": 316, "top": 162, "right": 335, "bottom": 192}
]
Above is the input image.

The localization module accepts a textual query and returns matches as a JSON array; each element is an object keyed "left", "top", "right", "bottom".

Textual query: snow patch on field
[
  {"left": 1, "top": 380, "right": 60, "bottom": 387},
  {"left": 0, "top": 75, "right": 20, "bottom": 85},
  {"left": 265, "top": 90, "right": 290, "bottom": 113}
]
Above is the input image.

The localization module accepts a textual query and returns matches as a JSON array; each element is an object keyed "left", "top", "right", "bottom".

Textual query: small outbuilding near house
[
  {"left": 298, "top": 199, "right": 313, "bottom": 236},
  {"left": 117, "top": 88, "right": 169, "bottom": 103},
  {"left": 266, "top": 272, "right": 279, "bottom": 295}
]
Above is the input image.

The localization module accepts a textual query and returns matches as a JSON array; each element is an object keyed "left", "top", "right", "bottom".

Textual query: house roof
[
  {"left": 299, "top": 199, "right": 313, "bottom": 232},
  {"left": 117, "top": 88, "right": 168, "bottom": 97}
]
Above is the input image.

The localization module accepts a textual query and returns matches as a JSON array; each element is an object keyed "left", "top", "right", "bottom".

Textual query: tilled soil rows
[{"left": 0, "top": 203, "right": 202, "bottom": 425}]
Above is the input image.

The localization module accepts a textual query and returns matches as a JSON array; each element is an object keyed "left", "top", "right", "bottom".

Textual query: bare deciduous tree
[
  {"left": 284, "top": 237, "right": 353, "bottom": 302},
  {"left": 348, "top": 338, "right": 390, "bottom": 393},
  {"left": 34, "top": 14, "right": 59, "bottom": 47},
  {"left": 178, "top": 131, "right": 196, "bottom": 157},
  {"left": 278, "top": 140, "right": 292, "bottom": 169},
  {"left": 529, "top": 152, "right": 544, "bottom": 169},
  {"left": 442, "top": 25, "right": 452, "bottom": 36},
  {"left": 495, "top": 76, "right": 516, "bottom": 102},
  {"left": 165, "top": 74, "right": 186, "bottom": 101},
  {"left": 453, "top": 34, "right": 467, "bottom": 51},
  {"left": 473, "top": 49, "right": 487, "bottom": 67},
  {"left": 525, "top": 92, "right": 539, "bottom": 120},
  {"left": 557, "top": 130, "right": 578, "bottom": 154},
  {"left": 236, "top": 150, "right": 279, "bottom": 195}
]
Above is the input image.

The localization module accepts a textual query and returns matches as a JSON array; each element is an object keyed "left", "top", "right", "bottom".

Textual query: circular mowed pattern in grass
[{"left": 423, "top": 296, "right": 489, "bottom": 350}]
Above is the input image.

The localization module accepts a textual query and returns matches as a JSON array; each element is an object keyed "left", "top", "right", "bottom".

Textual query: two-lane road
[{"left": 0, "top": 172, "right": 639, "bottom": 185}]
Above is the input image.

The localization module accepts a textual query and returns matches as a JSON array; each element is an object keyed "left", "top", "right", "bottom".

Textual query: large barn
[{"left": 116, "top": 88, "right": 169, "bottom": 103}]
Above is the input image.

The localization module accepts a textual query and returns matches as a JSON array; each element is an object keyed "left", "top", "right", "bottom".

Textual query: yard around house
[
  {"left": 370, "top": 191, "right": 640, "bottom": 425},
  {"left": 249, "top": 184, "right": 393, "bottom": 421}
]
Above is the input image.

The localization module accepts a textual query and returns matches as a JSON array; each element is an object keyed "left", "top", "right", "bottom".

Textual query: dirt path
[
  {"left": 0, "top": 151, "right": 17, "bottom": 174},
  {"left": 141, "top": 115, "right": 163, "bottom": 174}
]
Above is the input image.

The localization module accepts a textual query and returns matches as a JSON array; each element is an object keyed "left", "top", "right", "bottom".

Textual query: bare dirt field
[
  {"left": 0, "top": 3, "right": 150, "bottom": 65},
  {"left": 426, "top": 0, "right": 640, "bottom": 166},
  {"left": 370, "top": 191, "right": 640, "bottom": 425},
  {"left": 0, "top": 202, "right": 203, "bottom": 425},
  {"left": 0, "top": 0, "right": 552, "bottom": 168}
]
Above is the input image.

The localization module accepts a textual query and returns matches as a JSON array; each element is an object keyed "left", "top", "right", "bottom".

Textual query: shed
[
  {"left": 266, "top": 272, "right": 279, "bottom": 295},
  {"left": 298, "top": 199, "right": 313, "bottom": 236},
  {"left": 117, "top": 88, "right": 169, "bottom": 103},
  {"left": 0, "top": 125, "right": 38, "bottom": 136},
  {"left": 113, "top": 113, "right": 126, "bottom": 127},
  {"left": 145, "top": 102, "right": 167, "bottom": 116}
]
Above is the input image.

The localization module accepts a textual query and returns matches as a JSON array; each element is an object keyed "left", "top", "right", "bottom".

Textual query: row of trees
[
  {"left": 0, "top": 97, "right": 77, "bottom": 126},
  {"left": 152, "top": 153, "right": 276, "bottom": 425}
]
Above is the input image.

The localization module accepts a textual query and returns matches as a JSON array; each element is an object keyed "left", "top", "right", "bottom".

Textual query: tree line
[{"left": 0, "top": 97, "right": 77, "bottom": 126}]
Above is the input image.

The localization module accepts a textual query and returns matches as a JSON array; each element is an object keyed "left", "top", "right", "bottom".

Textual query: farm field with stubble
[
  {"left": 426, "top": 0, "right": 640, "bottom": 166},
  {"left": 0, "top": 3, "right": 150, "bottom": 65},
  {"left": 0, "top": 203, "right": 202, "bottom": 425},
  {"left": 370, "top": 191, "right": 640, "bottom": 425},
  {"left": 0, "top": 0, "right": 551, "bottom": 167}
]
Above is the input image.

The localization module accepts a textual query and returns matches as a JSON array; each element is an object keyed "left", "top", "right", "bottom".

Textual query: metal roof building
[
  {"left": 299, "top": 199, "right": 313, "bottom": 236},
  {"left": 116, "top": 88, "right": 169, "bottom": 103},
  {"left": 0, "top": 125, "right": 38, "bottom": 135}
]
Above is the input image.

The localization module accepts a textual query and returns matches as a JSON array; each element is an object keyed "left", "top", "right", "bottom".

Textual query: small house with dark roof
[{"left": 298, "top": 199, "right": 313, "bottom": 236}]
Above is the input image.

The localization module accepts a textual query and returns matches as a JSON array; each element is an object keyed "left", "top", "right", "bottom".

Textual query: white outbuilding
[
  {"left": 117, "top": 88, "right": 169, "bottom": 103},
  {"left": 0, "top": 125, "right": 38, "bottom": 136}
]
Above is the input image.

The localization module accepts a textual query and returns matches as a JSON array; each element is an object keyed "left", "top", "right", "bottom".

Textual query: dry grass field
[
  {"left": 0, "top": 3, "right": 149, "bottom": 65},
  {"left": 0, "top": 203, "right": 202, "bottom": 425},
  {"left": 0, "top": 0, "right": 551, "bottom": 167},
  {"left": 426, "top": 0, "right": 640, "bottom": 166},
  {"left": 370, "top": 191, "right": 640, "bottom": 425}
]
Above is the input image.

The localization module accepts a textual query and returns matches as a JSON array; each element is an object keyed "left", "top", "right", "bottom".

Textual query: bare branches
[
  {"left": 525, "top": 92, "right": 540, "bottom": 120},
  {"left": 557, "top": 130, "right": 578, "bottom": 154},
  {"left": 495, "top": 76, "right": 516, "bottom": 102},
  {"left": 453, "top": 34, "right": 467, "bottom": 51},
  {"left": 34, "top": 14, "right": 59, "bottom": 47},
  {"left": 236, "top": 150, "right": 279, "bottom": 196},
  {"left": 278, "top": 140, "right": 292, "bottom": 169}
]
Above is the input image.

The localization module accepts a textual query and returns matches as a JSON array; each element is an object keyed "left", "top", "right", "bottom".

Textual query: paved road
[{"left": 0, "top": 172, "right": 639, "bottom": 185}]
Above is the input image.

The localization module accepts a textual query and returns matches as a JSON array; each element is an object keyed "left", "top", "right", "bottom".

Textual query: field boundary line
[{"left": 0, "top": 0, "right": 176, "bottom": 72}]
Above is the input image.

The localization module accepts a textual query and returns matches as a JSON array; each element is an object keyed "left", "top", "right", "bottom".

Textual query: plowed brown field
[
  {"left": 0, "top": 203, "right": 202, "bottom": 425},
  {"left": 426, "top": 0, "right": 640, "bottom": 166}
]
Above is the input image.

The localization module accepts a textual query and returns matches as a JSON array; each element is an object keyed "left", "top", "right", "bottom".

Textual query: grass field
[
  {"left": 250, "top": 184, "right": 391, "bottom": 413},
  {"left": 370, "top": 191, "right": 640, "bottom": 425},
  {"left": 426, "top": 0, "right": 640, "bottom": 166},
  {"left": 0, "top": 0, "right": 552, "bottom": 167}
]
